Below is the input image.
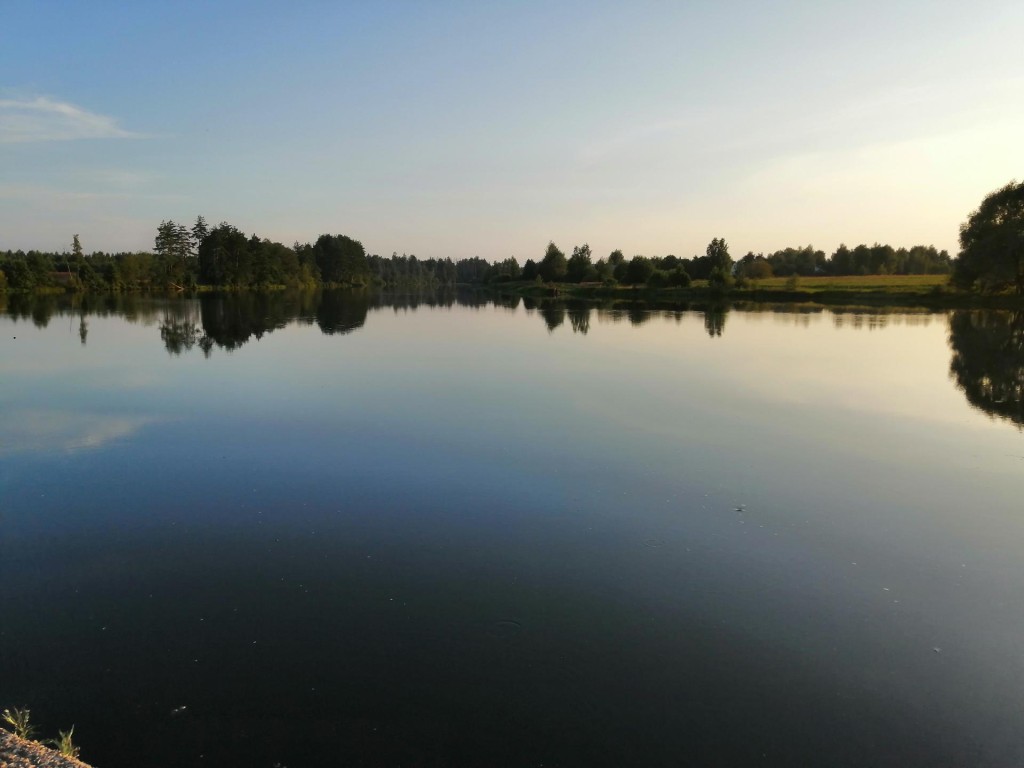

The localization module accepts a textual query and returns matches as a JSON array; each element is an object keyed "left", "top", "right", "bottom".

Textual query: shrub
[
  {"left": 2, "top": 707, "right": 36, "bottom": 740},
  {"left": 647, "top": 269, "right": 668, "bottom": 288},
  {"left": 668, "top": 267, "right": 691, "bottom": 287},
  {"left": 49, "top": 726, "right": 80, "bottom": 759}
]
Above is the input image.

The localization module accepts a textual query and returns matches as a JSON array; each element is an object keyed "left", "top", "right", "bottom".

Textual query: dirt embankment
[{"left": 0, "top": 731, "right": 93, "bottom": 768}]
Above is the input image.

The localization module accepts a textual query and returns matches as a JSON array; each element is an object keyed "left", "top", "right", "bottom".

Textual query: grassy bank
[
  {"left": 488, "top": 274, "right": 1024, "bottom": 310},
  {"left": 749, "top": 274, "right": 947, "bottom": 292}
]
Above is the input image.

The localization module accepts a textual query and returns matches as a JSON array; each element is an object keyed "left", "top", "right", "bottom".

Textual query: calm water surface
[{"left": 1, "top": 292, "right": 1023, "bottom": 767}]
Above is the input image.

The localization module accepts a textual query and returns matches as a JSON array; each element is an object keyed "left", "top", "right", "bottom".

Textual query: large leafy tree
[
  {"left": 625, "top": 255, "right": 653, "bottom": 285},
  {"left": 538, "top": 241, "right": 567, "bottom": 282},
  {"left": 706, "top": 237, "right": 732, "bottom": 273},
  {"left": 953, "top": 181, "right": 1024, "bottom": 294},
  {"left": 566, "top": 243, "right": 593, "bottom": 283}
]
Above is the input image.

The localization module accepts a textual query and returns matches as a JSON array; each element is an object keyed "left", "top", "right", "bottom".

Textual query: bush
[
  {"left": 708, "top": 267, "right": 734, "bottom": 289},
  {"left": 626, "top": 256, "right": 654, "bottom": 285},
  {"left": 647, "top": 269, "right": 668, "bottom": 288},
  {"left": 667, "top": 267, "right": 691, "bottom": 287}
]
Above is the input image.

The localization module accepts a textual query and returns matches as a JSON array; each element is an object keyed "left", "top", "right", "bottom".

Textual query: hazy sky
[{"left": 2, "top": 1, "right": 1022, "bottom": 260}]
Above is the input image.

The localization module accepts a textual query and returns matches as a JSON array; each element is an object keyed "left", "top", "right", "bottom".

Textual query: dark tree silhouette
[
  {"left": 539, "top": 242, "right": 567, "bottom": 282},
  {"left": 953, "top": 181, "right": 1024, "bottom": 294}
]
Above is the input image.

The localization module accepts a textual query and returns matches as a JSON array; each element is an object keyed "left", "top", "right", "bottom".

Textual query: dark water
[{"left": 2, "top": 291, "right": 1023, "bottom": 767}]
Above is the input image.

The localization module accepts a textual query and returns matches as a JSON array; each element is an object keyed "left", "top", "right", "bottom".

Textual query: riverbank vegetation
[
  {"left": 2, "top": 707, "right": 82, "bottom": 762},
  {"left": 0, "top": 181, "right": 1020, "bottom": 304}
]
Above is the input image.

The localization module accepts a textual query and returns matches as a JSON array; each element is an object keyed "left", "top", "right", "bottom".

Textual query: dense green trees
[
  {"left": 706, "top": 238, "right": 732, "bottom": 273},
  {"left": 828, "top": 243, "right": 950, "bottom": 276},
  {"left": 539, "top": 242, "right": 568, "bottom": 282},
  {"left": 0, "top": 214, "right": 968, "bottom": 296},
  {"left": 566, "top": 244, "right": 594, "bottom": 282},
  {"left": 312, "top": 234, "right": 370, "bottom": 286},
  {"left": 154, "top": 220, "right": 196, "bottom": 287},
  {"left": 736, "top": 253, "right": 773, "bottom": 279},
  {"left": 626, "top": 256, "right": 654, "bottom": 285},
  {"left": 198, "top": 223, "right": 249, "bottom": 285},
  {"left": 952, "top": 181, "right": 1024, "bottom": 294},
  {"left": 765, "top": 245, "right": 826, "bottom": 277},
  {"left": 368, "top": 253, "right": 457, "bottom": 286}
]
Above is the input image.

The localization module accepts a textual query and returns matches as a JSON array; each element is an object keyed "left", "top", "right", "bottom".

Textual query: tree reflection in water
[
  {"left": 948, "top": 310, "right": 1024, "bottom": 428},
  {"left": 22, "top": 287, "right": 1024, "bottom": 434}
]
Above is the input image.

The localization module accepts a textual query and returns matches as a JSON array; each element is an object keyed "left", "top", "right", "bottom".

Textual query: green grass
[{"left": 744, "top": 274, "right": 949, "bottom": 292}]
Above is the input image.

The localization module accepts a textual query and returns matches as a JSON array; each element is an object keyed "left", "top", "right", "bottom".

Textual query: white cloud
[{"left": 0, "top": 96, "right": 142, "bottom": 143}]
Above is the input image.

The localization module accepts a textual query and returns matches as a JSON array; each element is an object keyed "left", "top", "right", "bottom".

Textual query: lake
[{"left": 2, "top": 290, "right": 1023, "bottom": 767}]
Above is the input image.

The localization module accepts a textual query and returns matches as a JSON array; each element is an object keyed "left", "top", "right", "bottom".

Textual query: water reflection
[
  {"left": 4, "top": 291, "right": 1024, "bottom": 767},
  {"left": 4, "top": 290, "right": 747, "bottom": 348},
  {"left": 199, "top": 292, "right": 301, "bottom": 351},
  {"left": 6, "top": 292, "right": 1024, "bottom": 430},
  {"left": 568, "top": 303, "right": 590, "bottom": 335},
  {"left": 949, "top": 310, "right": 1024, "bottom": 428},
  {"left": 704, "top": 304, "right": 727, "bottom": 337},
  {"left": 159, "top": 304, "right": 201, "bottom": 355},
  {"left": 539, "top": 301, "right": 565, "bottom": 332},
  {"left": 1, "top": 409, "right": 157, "bottom": 457}
]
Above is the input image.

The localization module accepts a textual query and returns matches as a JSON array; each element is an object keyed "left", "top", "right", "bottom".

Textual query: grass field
[{"left": 739, "top": 274, "right": 949, "bottom": 292}]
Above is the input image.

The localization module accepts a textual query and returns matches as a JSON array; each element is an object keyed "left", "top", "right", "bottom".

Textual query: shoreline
[
  {"left": 0, "top": 731, "right": 92, "bottom": 768},
  {"left": 2, "top": 281, "right": 1023, "bottom": 312},
  {"left": 482, "top": 280, "right": 1024, "bottom": 311}
]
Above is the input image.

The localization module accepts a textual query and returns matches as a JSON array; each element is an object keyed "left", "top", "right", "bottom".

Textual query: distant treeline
[
  {"left": 0, "top": 216, "right": 951, "bottom": 294},
  {"left": 0, "top": 219, "right": 476, "bottom": 293},
  {"left": 469, "top": 240, "right": 952, "bottom": 288}
]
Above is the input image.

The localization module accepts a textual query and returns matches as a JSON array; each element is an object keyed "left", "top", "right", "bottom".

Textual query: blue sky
[{"left": 2, "top": 1, "right": 1022, "bottom": 260}]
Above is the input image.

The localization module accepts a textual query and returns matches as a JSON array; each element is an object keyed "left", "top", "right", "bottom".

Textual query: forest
[{"left": 0, "top": 215, "right": 952, "bottom": 294}]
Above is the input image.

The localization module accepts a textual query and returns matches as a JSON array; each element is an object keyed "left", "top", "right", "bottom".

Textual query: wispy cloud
[{"left": 0, "top": 96, "right": 143, "bottom": 143}]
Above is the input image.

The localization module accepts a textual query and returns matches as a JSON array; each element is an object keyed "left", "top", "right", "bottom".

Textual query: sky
[{"left": 1, "top": 0, "right": 1022, "bottom": 261}]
